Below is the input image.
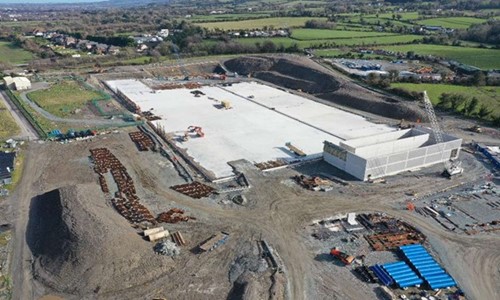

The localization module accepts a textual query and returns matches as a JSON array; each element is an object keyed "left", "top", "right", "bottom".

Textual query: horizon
[{"left": 0, "top": 0, "right": 105, "bottom": 3}]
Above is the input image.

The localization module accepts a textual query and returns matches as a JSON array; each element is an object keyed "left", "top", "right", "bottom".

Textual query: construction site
[{"left": 4, "top": 55, "right": 500, "bottom": 300}]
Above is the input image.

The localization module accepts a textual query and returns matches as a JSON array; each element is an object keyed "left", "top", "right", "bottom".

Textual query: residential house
[
  {"left": 64, "top": 37, "right": 77, "bottom": 48},
  {"left": 137, "top": 44, "right": 149, "bottom": 52},
  {"left": 94, "top": 43, "right": 109, "bottom": 55},
  {"left": 32, "top": 29, "right": 45, "bottom": 37},
  {"left": 158, "top": 29, "right": 169, "bottom": 38},
  {"left": 107, "top": 46, "right": 120, "bottom": 55}
]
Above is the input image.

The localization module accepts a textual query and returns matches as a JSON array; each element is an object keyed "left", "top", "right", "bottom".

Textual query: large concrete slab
[{"left": 107, "top": 80, "right": 394, "bottom": 178}]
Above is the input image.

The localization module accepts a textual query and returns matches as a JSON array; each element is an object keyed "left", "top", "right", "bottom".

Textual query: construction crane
[{"left": 422, "top": 91, "right": 463, "bottom": 177}]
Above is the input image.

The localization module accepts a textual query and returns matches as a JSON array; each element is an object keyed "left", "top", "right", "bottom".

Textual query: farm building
[
  {"left": 323, "top": 127, "right": 462, "bottom": 181},
  {"left": 2, "top": 76, "right": 31, "bottom": 90},
  {"left": 0, "top": 152, "right": 16, "bottom": 185},
  {"left": 2, "top": 76, "right": 14, "bottom": 89}
]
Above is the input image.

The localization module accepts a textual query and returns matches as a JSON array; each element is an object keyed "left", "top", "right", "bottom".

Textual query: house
[
  {"left": 64, "top": 37, "right": 77, "bottom": 48},
  {"left": 52, "top": 34, "right": 65, "bottom": 46},
  {"left": 420, "top": 73, "right": 442, "bottom": 81},
  {"left": 32, "top": 29, "right": 45, "bottom": 37},
  {"left": 2, "top": 76, "right": 14, "bottom": 89},
  {"left": 398, "top": 71, "right": 420, "bottom": 80},
  {"left": 13, "top": 77, "right": 31, "bottom": 90},
  {"left": 158, "top": 29, "right": 169, "bottom": 38},
  {"left": 93, "top": 43, "right": 109, "bottom": 55},
  {"left": 107, "top": 46, "right": 120, "bottom": 55},
  {"left": 0, "top": 152, "right": 16, "bottom": 185},
  {"left": 136, "top": 44, "right": 149, "bottom": 52}
]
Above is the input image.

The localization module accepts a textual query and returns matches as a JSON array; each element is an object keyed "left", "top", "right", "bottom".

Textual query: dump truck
[{"left": 330, "top": 247, "right": 355, "bottom": 265}]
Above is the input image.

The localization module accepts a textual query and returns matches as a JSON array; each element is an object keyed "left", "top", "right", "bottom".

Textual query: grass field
[
  {"left": 233, "top": 34, "right": 422, "bottom": 48},
  {"left": 0, "top": 41, "right": 33, "bottom": 65},
  {"left": 391, "top": 83, "right": 500, "bottom": 118},
  {"left": 195, "top": 17, "right": 327, "bottom": 30},
  {"left": 417, "top": 17, "right": 487, "bottom": 29},
  {"left": 187, "top": 13, "right": 271, "bottom": 22},
  {"left": 27, "top": 81, "right": 106, "bottom": 118},
  {"left": 0, "top": 100, "right": 20, "bottom": 140},
  {"left": 379, "top": 44, "right": 500, "bottom": 69},
  {"left": 290, "top": 29, "right": 397, "bottom": 40},
  {"left": 366, "top": 12, "right": 420, "bottom": 20}
]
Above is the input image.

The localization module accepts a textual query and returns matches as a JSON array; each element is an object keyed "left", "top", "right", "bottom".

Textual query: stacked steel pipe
[{"left": 90, "top": 148, "right": 156, "bottom": 225}]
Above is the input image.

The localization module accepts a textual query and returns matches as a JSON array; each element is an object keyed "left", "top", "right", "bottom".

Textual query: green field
[
  {"left": 0, "top": 41, "right": 33, "bottom": 65},
  {"left": 187, "top": 13, "right": 271, "bottom": 22},
  {"left": 366, "top": 12, "right": 420, "bottom": 20},
  {"left": 417, "top": 17, "right": 487, "bottom": 29},
  {"left": 391, "top": 83, "right": 500, "bottom": 118},
  {"left": 0, "top": 100, "right": 20, "bottom": 139},
  {"left": 233, "top": 34, "right": 422, "bottom": 48},
  {"left": 195, "top": 17, "right": 327, "bottom": 30},
  {"left": 379, "top": 44, "right": 500, "bottom": 69},
  {"left": 27, "top": 81, "right": 106, "bottom": 118},
  {"left": 290, "top": 29, "right": 397, "bottom": 40}
]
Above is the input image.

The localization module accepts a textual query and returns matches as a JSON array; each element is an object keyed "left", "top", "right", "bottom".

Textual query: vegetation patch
[
  {"left": 379, "top": 44, "right": 500, "bottom": 69},
  {"left": 0, "top": 41, "right": 33, "bottom": 65},
  {"left": 27, "top": 80, "right": 108, "bottom": 118},
  {"left": 233, "top": 34, "right": 422, "bottom": 49},
  {"left": 195, "top": 17, "right": 327, "bottom": 30},
  {"left": 290, "top": 29, "right": 397, "bottom": 40},
  {"left": 417, "top": 17, "right": 487, "bottom": 29},
  {"left": 391, "top": 83, "right": 500, "bottom": 120},
  {"left": 0, "top": 100, "right": 20, "bottom": 139}
]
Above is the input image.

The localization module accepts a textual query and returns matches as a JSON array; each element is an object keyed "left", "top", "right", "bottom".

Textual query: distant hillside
[{"left": 0, "top": 0, "right": 169, "bottom": 7}]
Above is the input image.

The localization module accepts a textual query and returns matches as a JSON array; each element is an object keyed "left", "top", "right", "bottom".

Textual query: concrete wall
[
  {"left": 364, "top": 138, "right": 462, "bottom": 180},
  {"left": 352, "top": 133, "right": 430, "bottom": 158},
  {"left": 324, "top": 151, "right": 367, "bottom": 180},
  {"left": 324, "top": 128, "right": 463, "bottom": 181},
  {"left": 341, "top": 129, "right": 413, "bottom": 149}
]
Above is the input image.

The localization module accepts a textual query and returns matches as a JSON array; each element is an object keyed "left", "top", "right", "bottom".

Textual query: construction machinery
[
  {"left": 468, "top": 125, "right": 482, "bottom": 133},
  {"left": 177, "top": 126, "right": 205, "bottom": 142},
  {"left": 187, "top": 126, "right": 205, "bottom": 137},
  {"left": 330, "top": 247, "right": 355, "bottom": 265},
  {"left": 293, "top": 175, "right": 332, "bottom": 191},
  {"left": 422, "top": 91, "right": 463, "bottom": 177},
  {"left": 398, "top": 119, "right": 414, "bottom": 130},
  {"left": 221, "top": 100, "right": 232, "bottom": 109}
]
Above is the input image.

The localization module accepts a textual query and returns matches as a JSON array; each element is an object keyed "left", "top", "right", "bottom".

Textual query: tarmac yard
[{"left": 106, "top": 80, "right": 394, "bottom": 178}]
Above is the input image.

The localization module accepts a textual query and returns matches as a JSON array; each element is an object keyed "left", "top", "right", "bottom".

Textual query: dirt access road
[{"left": 7, "top": 132, "right": 499, "bottom": 300}]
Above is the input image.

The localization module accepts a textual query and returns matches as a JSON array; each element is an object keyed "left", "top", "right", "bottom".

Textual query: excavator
[
  {"left": 179, "top": 126, "right": 205, "bottom": 142},
  {"left": 330, "top": 247, "right": 355, "bottom": 265},
  {"left": 188, "top": 126, "right": 205, "bottom": 137}
]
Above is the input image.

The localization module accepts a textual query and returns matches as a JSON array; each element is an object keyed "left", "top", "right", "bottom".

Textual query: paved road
[{"left": 0, "top": 90, "right": 38, "bottom": 140}]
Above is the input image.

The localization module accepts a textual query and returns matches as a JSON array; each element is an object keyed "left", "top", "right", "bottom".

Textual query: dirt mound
[
  {"left": 27, "top": 185, "right": 171, "bottom": 297},
  {"left": 224, "top": 56, "right": 274, "bottom": 75},
  {"left": 224, "top": 56, "right": 340, "bottom": 94},
  {"left": 224, "top": 55, "right": 426, "bottom": 121}
]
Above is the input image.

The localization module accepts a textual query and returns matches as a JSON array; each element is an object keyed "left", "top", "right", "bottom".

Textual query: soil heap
[
  {"left": 224, "top": 55, "right": 426, "bottom": 121},
  {"left": 27, "top": 185, "right": 172, "bottom": 297}
]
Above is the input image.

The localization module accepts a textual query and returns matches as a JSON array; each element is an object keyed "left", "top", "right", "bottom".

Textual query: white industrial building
[
  {"left": 323, "top": 127, "right": 462, "bottom": 181},
  {"left": 2, "top": 76, "right": 31, "bottom": 90}
]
